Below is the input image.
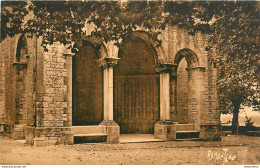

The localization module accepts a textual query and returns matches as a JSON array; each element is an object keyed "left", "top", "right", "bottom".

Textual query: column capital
[
  {"left": 154, "top": 62, "right": 177, "bottom": 73},
  {"left": 97, "top": 57, "right": 121, "bottom": 69},
  {"left": 104, "top": 40, "right": 119, "bottom": 58}
]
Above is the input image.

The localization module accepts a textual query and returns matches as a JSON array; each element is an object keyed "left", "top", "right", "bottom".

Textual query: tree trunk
[{"left": 232, "top": 102, "right": 241, "bottom": 134}]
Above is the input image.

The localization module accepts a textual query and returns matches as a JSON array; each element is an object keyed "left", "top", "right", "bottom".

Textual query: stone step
[
  {"left": 73, "top": 133, "right": 107, "bottom": 144},
  {"left": 72, "top": 125, "right": 104, "bottom": 134},
  {"left": 174, "top": 124, "right": 195, "bottom": 131},
  {"left": 176, "top": 130, "right": 200, "bottom": 140}
]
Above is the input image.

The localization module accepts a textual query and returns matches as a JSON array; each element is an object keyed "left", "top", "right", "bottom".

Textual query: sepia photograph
[{"left": 0, "top": 0, "right": 259, "bottom": 167}]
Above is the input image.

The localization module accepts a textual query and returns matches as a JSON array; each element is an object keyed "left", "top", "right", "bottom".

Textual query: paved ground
[{"left": 0, "top": 135, "right": 259, "bottom": 165}]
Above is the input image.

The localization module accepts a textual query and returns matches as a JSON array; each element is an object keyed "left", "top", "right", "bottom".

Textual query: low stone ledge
[
  {"left": 26, "top": 126, "right": 73, "bottom": 147},
  {"left": 154, "top": 121, "right": 176, "bottom": 140},
  {"left": 13, "top": 124, "right": 27, "bottom": 140},
  {"left": 200, "top": 124, "right": 221, "bottom": 141}
]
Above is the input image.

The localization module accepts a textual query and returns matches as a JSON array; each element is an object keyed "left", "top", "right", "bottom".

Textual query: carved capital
[
  {"left": 104, "top": 40, "right": 119, "bottom": 58},
  {"left": 97, "top": 57, "right": 121, "bottom": 69},
  {"left": 154, "top": 62, "right": 177, "bottom": 73}
]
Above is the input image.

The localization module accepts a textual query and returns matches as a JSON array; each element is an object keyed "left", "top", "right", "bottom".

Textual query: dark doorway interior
[{"left": 72, "top": 41, "right": 103, "bottom": 125}]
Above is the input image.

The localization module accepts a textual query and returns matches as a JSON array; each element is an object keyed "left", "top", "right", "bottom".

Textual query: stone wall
[
  {"left": 0, "top": 35, "right": 37, "bottom": 138},
  {"left": 0, "top": 4, "right": 34, "bottom": 130},
  {"left": 1, "top": 36, "right": 17, "bottom": 136},
  {"left": 0, "top": 40, "right": 6, "bottom": 126},
  {"left": 26, "top": 126, "right": 73, "bottom": 147},
  {"left": 36, "top": 42, "right": 68, "bottom": 127},
  {"left": 27, "top": 41, "right": 73, "bottom": 146},
  {"left": 1, "top": 35, "right": 72, "bottom": 144}
]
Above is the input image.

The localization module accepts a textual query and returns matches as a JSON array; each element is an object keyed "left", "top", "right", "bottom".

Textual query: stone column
[
  {"left": 160, "top": 72, "right": 170, "bottom": 121},
  {"left": 98, "top": 57, "right": 120, "bottom": 125},
  {"left": 97, "top": 57, "right": 120, "bottom": 144},
  {"left": 155, "top": 63, "right": 175, "bottom": 122},
  {"left": 63, "top": 52, "right": 75, "bottom": 127},
  {"left": 187, "top": 66, "right": 205, "bottom": 130},
  {"left": 169, "top": 68, "right": 178, "bottom": 122},
  {"left": 154, "top": 63, "right": 176, "bottom": 140}
]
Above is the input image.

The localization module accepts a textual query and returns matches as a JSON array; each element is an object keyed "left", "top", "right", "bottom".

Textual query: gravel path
[{"left": 0, "top": 135, "right": 259, "bottom": 165}]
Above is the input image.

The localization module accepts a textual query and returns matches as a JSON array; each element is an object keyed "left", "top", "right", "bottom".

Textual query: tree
[
  {"left": 203, "top": 2, "right": 259, "bottom": 134},
  {"left": 1, "top": 1, "right": 259, "bottom": 135}
]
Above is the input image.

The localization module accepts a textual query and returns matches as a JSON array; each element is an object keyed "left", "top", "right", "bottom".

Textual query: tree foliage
[
  {"left": 1, "top": 1, "right": 165, "bottom": 49},
  {"left": 206, "top": 2, "right": 259, "bottom": 133}
]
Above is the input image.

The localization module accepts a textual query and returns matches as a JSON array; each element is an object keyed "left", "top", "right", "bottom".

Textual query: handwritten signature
[{"left": 207, "top": 148, "right": 236, "bottom": 164}]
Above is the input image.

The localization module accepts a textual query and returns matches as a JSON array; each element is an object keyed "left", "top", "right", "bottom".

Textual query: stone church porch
[{"left": 0, "top": 26, "right": 221, "bottom": 147}]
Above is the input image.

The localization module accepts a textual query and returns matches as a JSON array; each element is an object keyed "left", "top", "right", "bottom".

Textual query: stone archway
[
  {"left": 176, "top": 58, "right": 189, "bottom": 123},
  {"left": 114, "top": 33, "right": 160, "bottom": 134},
  {"left": 171, "top": 48, "right": 204, "bottom": 129},
  {"left": 72, "top": 40, "right": 103, "bottom": 126}
]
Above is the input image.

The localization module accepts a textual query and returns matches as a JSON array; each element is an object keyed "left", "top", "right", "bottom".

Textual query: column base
[
  {"left": 99, "top": 120, "right": 120, "bottom": 144},
  {"left": 99, "top": 120, "right": 118, "bottom": 126},
  {"left": 154, "top": 120, "right": 176, "bottom": 140}
]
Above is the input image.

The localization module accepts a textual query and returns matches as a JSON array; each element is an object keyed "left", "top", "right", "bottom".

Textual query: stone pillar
[
  {"left": 170, "top": 68, "right": 178, "bottom": 122},
  {"left": 155, "top": 63, "right": 175, "bottom": 122},
  {"left": 154, "top": 63, "right": 176, "bottom": 140},
  {"left": 63, "top": 52, "right": 75, "bottom": 126},
  {"left": 97, "top": 41, "right": 120, "bottom": 144},
  {"left": 160, "top": 72, "right": 170, "bottom": 121},
  {"left": 187, "top": 66, "right": 205, "bottom": 130},
  {"left": 26, "top": 44, "right": 75, "bottom": 147},
  {"left": 98, "top": 57, "right": 120, "bottom": 125}
]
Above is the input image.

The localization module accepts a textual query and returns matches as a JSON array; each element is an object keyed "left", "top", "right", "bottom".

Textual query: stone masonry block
[{"left": 105, "top": 126, "right": 120, "bottom": 144}]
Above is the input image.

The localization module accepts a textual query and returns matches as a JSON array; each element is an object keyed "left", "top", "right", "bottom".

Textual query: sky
[{"left": 221, "top": 106, "right": 260, "bottom": 126}]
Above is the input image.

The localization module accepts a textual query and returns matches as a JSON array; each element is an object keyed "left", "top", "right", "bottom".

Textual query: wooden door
[
  {"left": 114, "top": 35, "right": 160, "bottom": 133},
  {"left": 114, "top": 75, "right": 159, "bottom": 133},
  {"left": 72, "top": 41, "right": 103, "bottom": 125}
]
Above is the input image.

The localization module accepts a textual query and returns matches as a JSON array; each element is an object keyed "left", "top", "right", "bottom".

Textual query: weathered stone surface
[
  {"left": 200, "top": 124, "right": 221, "bottom": 141},
  {"left": 104, "top": 126, "right": 120, "bottom": 144},
  {"left": 27, "top": 126, "right": 73, "bottom": 147},
  {"left": 154, "top": 122, "right": 176, "bottom": 141},
  {"left": 13, "top": 124, "right": 26, "bottom": 140}
]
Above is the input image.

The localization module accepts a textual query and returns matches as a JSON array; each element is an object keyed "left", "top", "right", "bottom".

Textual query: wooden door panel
[{"left": 114, "top": 75, "right": 159, "bottom": 133}]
